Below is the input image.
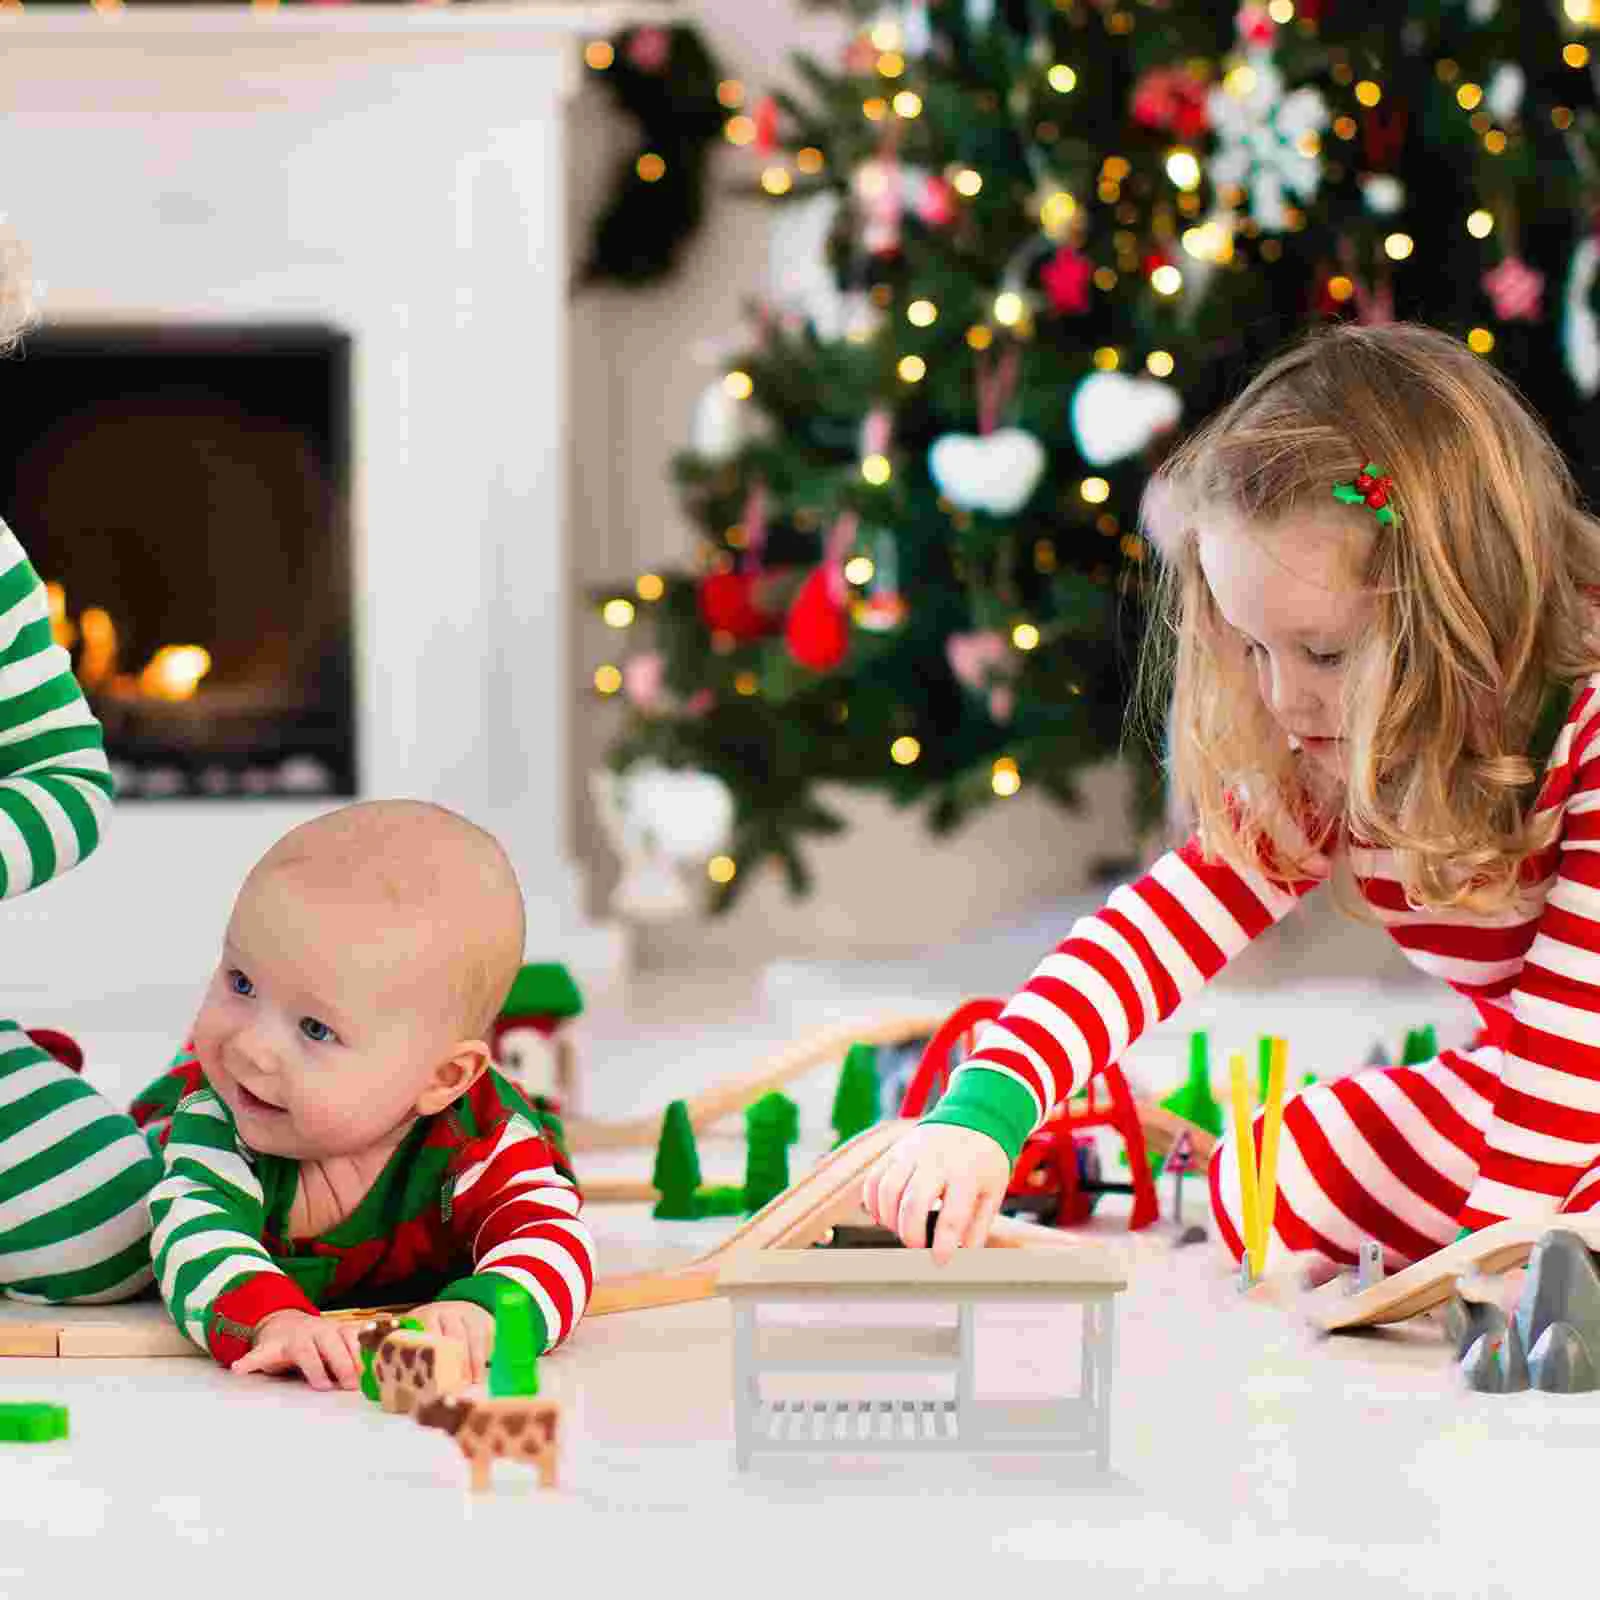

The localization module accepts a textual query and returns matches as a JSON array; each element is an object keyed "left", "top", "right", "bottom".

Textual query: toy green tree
[
  {"left": 1163, "top": 1032, "right": 1224, "bottom": 1139},
  {"left": 593, "top": 0, "right": 1600, "bottom": 909},
  {"left": 831, "top": 1042, "right": 881, "bottom": 1146},
  {"left": 652, "top": 1099, "right": 704, "bottom": 1220},
  {"left": 1402, "top": 1024, "right": 1439, "bottom": 1066},
  {"left": 744, "top": 1091, "right": 801, "bottom": 1212}
]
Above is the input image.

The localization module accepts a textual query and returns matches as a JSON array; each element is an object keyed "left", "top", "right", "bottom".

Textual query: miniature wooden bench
[{"left": 717, "top": 1245, "right": 1127, "bottom": 1472}]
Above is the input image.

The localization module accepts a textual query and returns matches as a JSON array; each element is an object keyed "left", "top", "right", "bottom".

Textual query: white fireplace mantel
[{"left": 0, "top": 3, "right": 671, "bottom": 1012}]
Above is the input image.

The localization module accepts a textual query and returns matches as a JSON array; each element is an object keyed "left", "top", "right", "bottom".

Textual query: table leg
[{"left": 733, "top": 1301, "right": 756, "bottom": 1470}]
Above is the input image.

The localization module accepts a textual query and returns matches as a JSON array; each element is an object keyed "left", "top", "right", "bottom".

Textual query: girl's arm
[
  {"left": 921, "top": 832, "right": 1323, "bottom": 1166},
  {"left": 1457, "top": 686, "right": 1600, "bottom": 1229},
  {"left": 0, "top": 522, "right": 114, "bottom": 896}
]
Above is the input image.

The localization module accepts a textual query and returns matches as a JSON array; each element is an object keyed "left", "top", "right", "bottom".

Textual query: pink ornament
[
  {"left": 625, "top": 26, "right": 672, "bottom": 73},
  {"left": 917, "top": 176, "right": 958, "bottom": 228},
  {"left": 988, "top": 685, "right": 1015, "bottom": 724},
  {"left": 684, "top": 689, "right": 715, "bottom": 717},
  {"left": 844, "top": 33, "right": 879, "bottom": 75},
  {"left": 860, "top": 405, "right": 894, "bottom": 461},
  {"left": 853, "top": 157, "right": 904, "bottom": 257},
  {"left": 1041, "top": 247, "right": 1094, "bottom": 315},
  {"left": 1483, "top": 256, "right": 1545, "bottom": 323},
  {"left": 947, "top": 630, "right": 1010, "bottom": 689},
  {"left": 623, "top": 652, "right": 666, "bottom": 711},
  {"left": 1235, "top": 5, "right": 1277, "bottom": 45}
]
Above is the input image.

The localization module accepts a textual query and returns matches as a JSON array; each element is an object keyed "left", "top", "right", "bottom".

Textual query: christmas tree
[{"left": 593, "top": 0, "right": 1600, "bottom": 909}]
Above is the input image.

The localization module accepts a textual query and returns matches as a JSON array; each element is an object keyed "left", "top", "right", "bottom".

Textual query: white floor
[{"left": 1, "top": 920, "right": 1571, "bottom": 1600}]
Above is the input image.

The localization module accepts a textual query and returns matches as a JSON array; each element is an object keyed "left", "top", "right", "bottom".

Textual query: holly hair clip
[{"left": 1333, "top": 463, "right": 1397, "bottom": 526}]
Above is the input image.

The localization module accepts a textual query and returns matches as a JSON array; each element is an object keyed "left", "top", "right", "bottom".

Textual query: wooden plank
[
  {"left": 0, "top": 1324, "right": 59, "bottom": 1357},
  {"left": 56, "top": 1320, "right": 201, "bottom": 1359},
  {"left": 581, "top": 1176, "right": 740, "bottom": 1206},
  {"left": 718, "top": 1242, "right": 1127, "bottom": 1295}
]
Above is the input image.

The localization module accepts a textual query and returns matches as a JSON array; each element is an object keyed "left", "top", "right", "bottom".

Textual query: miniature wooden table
[{"left": 717, "top": 1246, "right": 1127, "bottom": 1472}]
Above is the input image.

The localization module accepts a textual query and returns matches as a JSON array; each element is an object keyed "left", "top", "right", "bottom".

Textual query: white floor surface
[{"left": 0, "top": 948, "right": 1570, "bottom": 1600}]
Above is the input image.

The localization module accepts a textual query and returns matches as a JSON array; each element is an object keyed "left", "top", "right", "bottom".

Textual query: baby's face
[{"left": 191, "top": 869, "right": 467, "bottom": 1161}]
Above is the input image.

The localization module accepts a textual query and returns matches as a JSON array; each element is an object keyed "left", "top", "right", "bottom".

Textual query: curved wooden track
[
  {"left": 1313, "top": 1212, "right": 1600, "bottom": 1333},
  {"left": 564, "top": 1009, "right": 1220, "bottom": 1171},
  {"left": 564, "top": 1013, "right": 946, "bottom": 1152},
  {"left": 587, "top": 1119, "right": 1090, "bottom": 1317}
]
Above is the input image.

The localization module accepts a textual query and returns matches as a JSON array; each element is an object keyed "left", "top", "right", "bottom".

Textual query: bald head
[{"left": 247, "top": 800, "right": 526, "bottom": 1038}]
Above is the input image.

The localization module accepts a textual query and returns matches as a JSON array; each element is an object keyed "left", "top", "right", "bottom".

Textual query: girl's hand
[
  {"left": 232, "top": 1309, "right": 364, "bottom": 1391},
  {"left": 406, "top": 1300, "right": 496, "bottom": 1384},
  {"left": 861, "top": 1124, "right": 1013, "bottom": 1264}
]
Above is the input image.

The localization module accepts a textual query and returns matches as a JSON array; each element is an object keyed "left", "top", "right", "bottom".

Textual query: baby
[{"left": 129, "top": 799, "right": 593, "bottom": 1390}]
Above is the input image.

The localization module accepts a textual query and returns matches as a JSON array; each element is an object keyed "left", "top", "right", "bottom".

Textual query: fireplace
[
  {"left": 0, "top": 323, "right": 357, "bottom": 801},
  {"left": 0, "top": 5, "right": 630, "bottom": 1009}
]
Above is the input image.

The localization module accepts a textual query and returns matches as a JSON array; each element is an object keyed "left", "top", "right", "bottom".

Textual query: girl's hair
[
  {"left": 1140, "top": 321, "right": 1600, "bottom": 916},
  {"left": 0, "top": 224, "right": 35, "bottom": 352}
]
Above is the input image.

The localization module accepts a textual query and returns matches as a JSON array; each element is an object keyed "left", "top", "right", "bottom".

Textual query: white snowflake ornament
[
  {"left": 1207, "top": 57, "right": 1329, "bottom": 232},
  {"left": 1360, "top": 175, "right": 1406, "bottom": 216},
  {"left": 1486, "top": 63, "right": 1525, "bottom": 124}
]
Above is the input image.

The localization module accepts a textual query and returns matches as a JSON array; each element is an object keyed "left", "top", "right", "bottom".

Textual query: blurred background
[{"left": 4, "top": 0, "right": 1595, "bottom": 1017}]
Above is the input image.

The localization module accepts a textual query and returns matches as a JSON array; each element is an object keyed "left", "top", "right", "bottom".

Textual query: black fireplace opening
[{"left": 0, "top": 323, "right": 356, "bottom": 800}]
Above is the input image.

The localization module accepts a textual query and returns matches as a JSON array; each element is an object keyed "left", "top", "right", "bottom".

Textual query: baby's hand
[
  {"left": 407, "top": 1300, "right": 495, "bottom": 1384},
  {"left": 232, "top": 1309, "right": 363, "bottom": 1391},
  {"left": 861, "top": 1124, "right": 1013, "bottom": 1264}
]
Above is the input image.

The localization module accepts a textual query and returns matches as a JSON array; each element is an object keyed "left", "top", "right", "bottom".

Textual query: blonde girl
[{"left": 865, "top": 321, "right": 1600, "bottom": 1280}]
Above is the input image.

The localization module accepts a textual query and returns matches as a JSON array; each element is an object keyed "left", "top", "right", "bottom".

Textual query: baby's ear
[{"left": 415, "top": 1041, "right": 492, "bottom": 1117}]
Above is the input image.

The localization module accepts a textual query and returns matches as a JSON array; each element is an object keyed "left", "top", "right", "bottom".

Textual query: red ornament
[
  {"left": 1235, "top": 4, "right": 1277, "bottom": 45},
  {"left": 917, "top": 176, "right": 957, "bottom": 228},
  {"left": 1041, "top": 247, "right": 1093, "bottom": 314},
  {"left": 785, "top": 566, "right": 850, "bottom": 672},
  {"left": 697, "top": 571, "right": 783, "bottom": 642},
  {"left": 754, "top": 96, "right": 780, "bottom": 154},
  {"left": 1130, "top": 66, "right": 1210, "bottom": 143}
]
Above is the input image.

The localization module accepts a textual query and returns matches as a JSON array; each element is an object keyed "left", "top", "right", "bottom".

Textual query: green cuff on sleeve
[
  {"left": 434, "top": 1273, "right": 552, "bottom": 1354},
  {"left": 919, "top": 1067, "right": 1039, "bottom": 1169}
]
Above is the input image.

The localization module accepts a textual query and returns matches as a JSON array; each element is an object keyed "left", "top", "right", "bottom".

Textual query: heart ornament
[
  {"left": 928, "top": 427, "right": 1047, "bottom": 516},
  {"left": 1070, "top": 371, "right": 1182, "bottom": 467}
]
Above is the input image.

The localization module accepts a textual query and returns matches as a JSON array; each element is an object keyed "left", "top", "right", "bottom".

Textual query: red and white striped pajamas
[{"left": 951, "top": 677, "right": 1600, "bottom": 1273}]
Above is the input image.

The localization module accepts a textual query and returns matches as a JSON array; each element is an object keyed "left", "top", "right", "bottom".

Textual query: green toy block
[
  {"left": 488, "top": 1281, "right": 540, "bottom": 1399},
  {"left": 831, "top": 1042, "right": 881, "bottom": 1147},
  {"left": 360, "top": 1315, "right": 425, "bottom": 1403},
  {"left": 652, "top": 1099, "right": 705, "bottom": 1220},
  {"left": 695, "top": 1184, "right": 747, "bottom": 1216},
  {"left": 500, "top": 962, "right": 583, "bottom": 1024},
  {"left": 0, "top": 1403, "right": 68, "bottom": 1442},
  {"left": 1161, "top": 1032, "right": 1225, "bottom": 1140}
]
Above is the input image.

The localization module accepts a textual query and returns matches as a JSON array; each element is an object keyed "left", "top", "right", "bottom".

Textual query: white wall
[{"left": 563, "top": 0, "right": 1149, "bottom": 968}]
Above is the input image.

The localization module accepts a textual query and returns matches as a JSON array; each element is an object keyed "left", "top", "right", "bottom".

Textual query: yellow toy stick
[
  {"left": 1229, "top": 1051, "right": 1263, "bottom": 1279},
  {"left": 1257, "top": 1037, "right": 1289, "bottom": 1266}
]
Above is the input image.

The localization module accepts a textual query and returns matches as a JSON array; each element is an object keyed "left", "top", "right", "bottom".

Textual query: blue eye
[
  {"left": 228, "top": 969, "right": 255, "bottom": 998},
  {"left": 299, "top": 1018, "right": 337, "bottom": 1045}
]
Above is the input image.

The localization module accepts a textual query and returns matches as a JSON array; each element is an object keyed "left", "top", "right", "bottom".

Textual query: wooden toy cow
[
  {"left": 415, "top": 1394, "right": 562, "bottom": 1493},
  {"left": 371, "top": 1329, "right": 470, "bottom": 1416}
]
